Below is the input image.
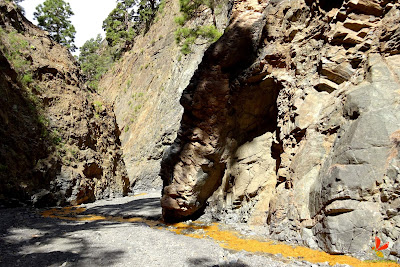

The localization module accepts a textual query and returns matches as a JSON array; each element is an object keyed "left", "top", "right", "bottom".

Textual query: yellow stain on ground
[
  {"left": 41, "top": 207, "right": 400, "bottom": 267},
  {"left": 132, "top": 192, "right": 148, "bottom": 197},
  {"left": 41, "top": 206, "right": 157, "bottom": 225},
  {"left": 167, "top": 222, "right": 400, "bottom": 267}
]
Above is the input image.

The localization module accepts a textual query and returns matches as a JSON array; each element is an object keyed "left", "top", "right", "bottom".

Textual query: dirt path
[{"left": 0, "top": 192, "right": 392, "bottom": 267}]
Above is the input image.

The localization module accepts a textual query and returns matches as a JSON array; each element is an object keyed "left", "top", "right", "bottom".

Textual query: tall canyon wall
[
  {"left": 99, "top": 0, "right": 232, "bottom": 190},
  {"left": 159, "top": 0, "right": 400, "bottom": 260},
  {"left": 0, "top": 0, "right": 129, "bottom": 207}
]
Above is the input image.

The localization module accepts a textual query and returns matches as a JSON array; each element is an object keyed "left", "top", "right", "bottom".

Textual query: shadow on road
[
  {"left": 187, "top": 257, "right": 250, "bottom": 267},
  {"left": 82, "top": 196, "right": 162, "bottom": 220},
  {"left": 0, "top": 195, "right": 161, "bottom": 266}
]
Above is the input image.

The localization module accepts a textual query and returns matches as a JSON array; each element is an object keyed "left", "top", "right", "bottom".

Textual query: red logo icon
[{"left": 371, "top": 237, "right": 389, "bottom": 258}]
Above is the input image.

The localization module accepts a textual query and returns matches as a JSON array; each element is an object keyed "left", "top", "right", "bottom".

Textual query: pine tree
[
  {"left": 78, "top": 35, "right": 114, "bottom": 90},
  {"left": 138, "top": 0, "right": 158, "bottom": 33},
  {"left": 102, "top": 0, "right": 161, "bottom": 47},
  {"left": 102, "top": 2, "right": 133, "bottom": 47},
  {"left": 79, "top": 34, "right": 103, "bottom": 81},
  {"left": 34, "top": 0, "right": 77, "bottom": 52}
]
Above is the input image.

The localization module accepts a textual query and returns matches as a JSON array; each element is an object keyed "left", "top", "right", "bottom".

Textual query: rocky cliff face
[
  {"left": 0, "top": 0, "right": 129, "bottom": 207},
  {"left": 3, "top": 0, "right": 398, "bottom": 260},
  {"left": 99, "top": 0, "right": 231, "bottom": 191},
  {"left": 160, "top": 0, "right": 400, "bottom": 260}
]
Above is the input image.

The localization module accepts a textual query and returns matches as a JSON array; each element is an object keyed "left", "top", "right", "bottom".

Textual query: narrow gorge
[{"left": 1, "top": 0, "right": 400, "bottom": 266}]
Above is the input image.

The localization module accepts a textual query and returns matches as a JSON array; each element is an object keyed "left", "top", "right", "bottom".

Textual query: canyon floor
[{"left": 0, "top": 192, "right": 386, "bottom": 267}]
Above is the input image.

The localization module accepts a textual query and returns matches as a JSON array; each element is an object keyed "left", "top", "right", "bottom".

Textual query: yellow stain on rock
[{"left": 42, "top": 207, "right": 400, "bottom": 267}]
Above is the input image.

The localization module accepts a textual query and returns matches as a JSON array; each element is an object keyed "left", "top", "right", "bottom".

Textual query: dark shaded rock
[
  {"left": 0, "top": 0, "right": 129, "bottom": 206},
  {"left": 160, "top": 2, "right": 273, "bottom": 222}
]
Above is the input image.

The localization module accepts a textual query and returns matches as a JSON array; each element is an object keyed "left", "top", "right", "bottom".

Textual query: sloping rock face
[
  {"left": 0, "top": 0, "right": 129, "bottom": 207},
  {"left": 99, "top": 0, "right": 231, "bottom": 190},
  {"left": 160, "top": 0, "right": 400, "bottom": 260}
]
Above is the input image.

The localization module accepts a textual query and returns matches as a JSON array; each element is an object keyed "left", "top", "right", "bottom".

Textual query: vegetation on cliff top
[
  {"left": 78, "top": 34, "right": 115, "bottom": 91},
  {"left": 102, "top": 0, "right": 161, "bottom": 47},
  {"left": 79, "top": 0, "right": 164, "bottom": 91},
  {"left": 0, "top": 27, "right": 33, "bottom": 87},
  {"left": 174, "top": 0, "right": 222, "bottom": 55},
  {"left": 34, "top": 0, "right": 77, "bottom": 52}
]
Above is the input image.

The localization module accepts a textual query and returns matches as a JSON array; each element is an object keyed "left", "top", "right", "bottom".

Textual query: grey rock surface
[{"left": 157, "top": 0, "right": 400, "bottom": 260}]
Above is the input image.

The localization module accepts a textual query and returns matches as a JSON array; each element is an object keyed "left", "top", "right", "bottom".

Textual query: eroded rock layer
[
  {"left": 0, "top": 0, "right": 129, "bottom": 206},
  {"left": 160, "top": 0, "right": 400, "bottom": 260}
]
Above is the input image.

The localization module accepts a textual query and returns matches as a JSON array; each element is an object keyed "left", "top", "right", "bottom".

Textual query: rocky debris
[
  {"left": 0, "top": 0, "right": 129, "bottom": 206},
  {"left": 98, "top": 0, "right": 232, "bottom": 192},
  {"left": 159, "top": 0, "right": 400, "bottom": 261}
]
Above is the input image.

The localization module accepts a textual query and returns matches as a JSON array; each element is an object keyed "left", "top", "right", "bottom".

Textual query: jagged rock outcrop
[
  {"left": 0, "top": 0, "right": 129, "bottom": 207},
  {"left": 160, "top": 0, "right": 273, "bottom": 220},
  {"left": 160, "top": 0, "right": 400, "bottom": 260},
  {"left": 99, "top": 0, "right": 231, "bottom": 191}
]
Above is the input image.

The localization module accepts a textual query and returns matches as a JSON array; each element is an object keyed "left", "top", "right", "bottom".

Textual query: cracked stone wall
[{"left": 160, "top": 0, "right": 400, "bottom": 260}]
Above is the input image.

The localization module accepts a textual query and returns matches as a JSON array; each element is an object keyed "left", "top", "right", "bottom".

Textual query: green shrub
[
  {"left": 178, "top": 0, "right": 204, "bottom": 21},
  {"left": 175, "top": 25, "right": 222, "bottom": 55},
  {"left": 174, "top": 16, "right": 186, "bottom": 26},
  {"left": 0, "top": 30, "right": 31, "bottom": 73},
  {"left": 50, "top": 129, "right": 62, "bottom": 145},
  {"left": 174, "top": 0, "right": 222, "bottom": 54},
  {"left": 93, "top": 100, "right": 103, "bottom": 114},
  {"left": 158, "top": 0, "right": 166, "bottom": 14},
  {"left": 21, "top": 73, "right": 33, "bottom": 86},
  {"left": 198, "top": 25, "right": 222, "bottom": 42},
  {"left": 180, "top": 44, "right": 190, "bottom": 55},
  {"left": 88, "top": 80, "right": 99, "bottom": 91},
  {"left": 38, "top": 115, "right": 49, "bottom": 127}
]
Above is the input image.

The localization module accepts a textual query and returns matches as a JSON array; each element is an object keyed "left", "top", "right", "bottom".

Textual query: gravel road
[{"left": 0, "top": 191, "right": 345, "bottom": 267}]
